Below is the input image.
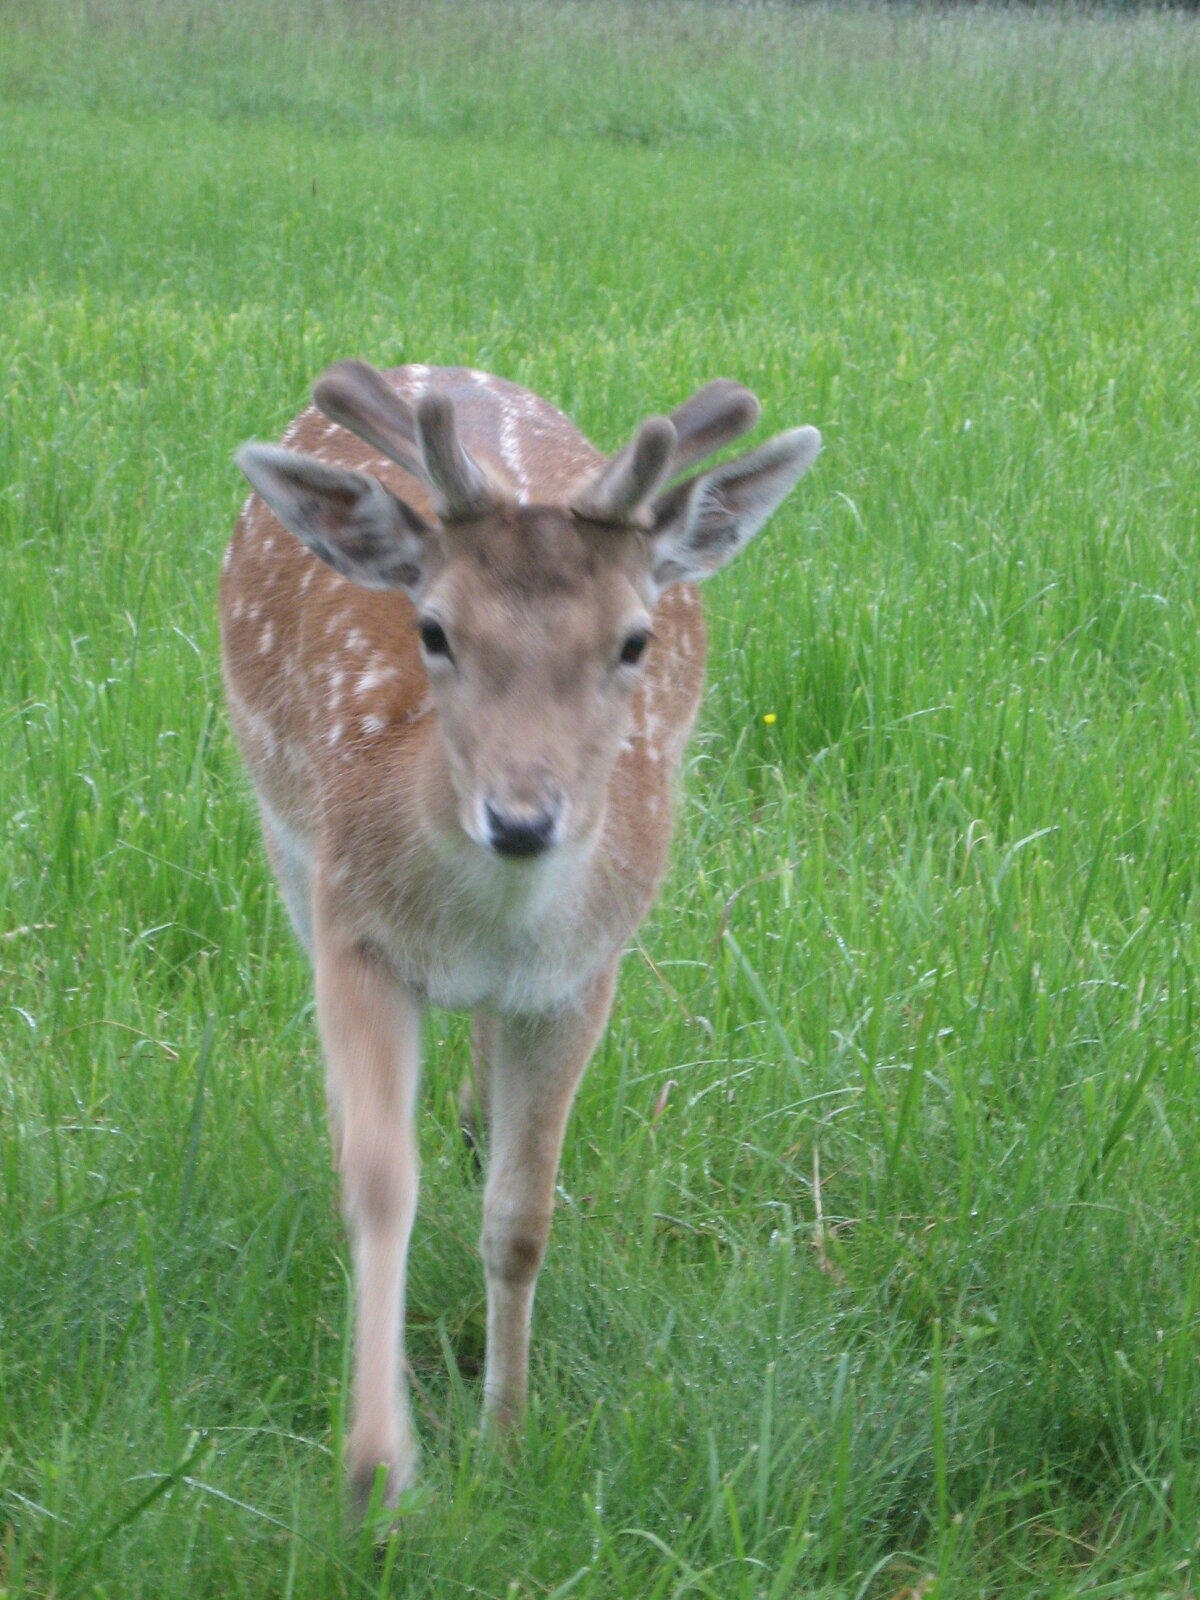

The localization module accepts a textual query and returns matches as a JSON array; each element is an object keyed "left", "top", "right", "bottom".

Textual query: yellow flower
[{"left": 763, "top": 713, "right": 777, "bottom": 725}]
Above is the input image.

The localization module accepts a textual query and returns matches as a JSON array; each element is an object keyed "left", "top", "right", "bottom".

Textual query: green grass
[{"left": 3, "top": 0, "right": 1200, "bottom": 1593}]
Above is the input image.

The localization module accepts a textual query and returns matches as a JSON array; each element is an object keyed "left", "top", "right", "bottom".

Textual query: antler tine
[
  {"left": 415, "top": 393, "right": 498, "bottom": 521},
  {"left": 569, "top": 416, "right": 676, "bottom": 527},
  {"left": 570, "top": 380, "right": 760, "bottom": 528},
  {"left": 665, "top": 379, "right": 761, "bottom": 474},
  {"left": 312, "top": 360, "right": 429, "bottom": 483}
]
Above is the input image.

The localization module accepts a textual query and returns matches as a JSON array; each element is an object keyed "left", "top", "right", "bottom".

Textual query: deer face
[{"left": 412, "top": 510, "right": 652, "bottom": 856}]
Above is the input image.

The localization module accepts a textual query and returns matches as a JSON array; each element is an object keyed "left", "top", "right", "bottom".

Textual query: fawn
[{"left": 221, "top": 359, "right": 821, "bottom": 1503}]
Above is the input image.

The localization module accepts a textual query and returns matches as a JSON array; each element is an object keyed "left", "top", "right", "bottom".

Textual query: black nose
[{"left": 484, "top": 803, "right": 557, "bottom": 858}]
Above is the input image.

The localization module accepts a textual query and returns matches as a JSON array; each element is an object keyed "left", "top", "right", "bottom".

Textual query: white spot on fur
[
  {"left": 221, "top": 545, "right": 233, "bottom": 572},
  {"left": 279, "top": 409, "right": 314, "bottom": 447},
  {"left": 356, "top": 666, "right": 391, "bottom": 695},
  {"left": 258, "top": 622, "right": 275, "bottom": 655},
  {"left": 499, "top": 401, "right": 531, "bottom": 501},
  {"left": 327, "top": 721, "right": 344, "bottom": 747},
  {"left": 300, "top": 568, "right": 316, "bottom": 592},
  {"left": 345, "top": 628, "right": 368, "bottom": 653},
  {"left": 361, "top": 713, "right": 387, "bottom": 736},
  {"left": 224, "top": 682, "right": 279, "bottom": 759}
]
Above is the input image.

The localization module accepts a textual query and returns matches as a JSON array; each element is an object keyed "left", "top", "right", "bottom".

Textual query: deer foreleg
[
  {"left": 315, "top": 927, "right": 421, "bottom": 1506},
  {"left": 479, "top": 964, "right": 617, "bottom": 1430}
]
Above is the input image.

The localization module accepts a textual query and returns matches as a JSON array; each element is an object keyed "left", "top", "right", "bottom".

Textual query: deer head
[{"left": 236, "top": 362, "right": 821, "bottom": 860}]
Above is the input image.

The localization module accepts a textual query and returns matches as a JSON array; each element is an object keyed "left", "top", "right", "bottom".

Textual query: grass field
[{"left": 3, "top": 1, "right": 1200, "bottom": 1594}]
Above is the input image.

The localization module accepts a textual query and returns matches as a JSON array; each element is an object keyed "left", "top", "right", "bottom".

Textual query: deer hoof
[{"left": 347, "top": 1433, "right": 419, "bottom": 1515}]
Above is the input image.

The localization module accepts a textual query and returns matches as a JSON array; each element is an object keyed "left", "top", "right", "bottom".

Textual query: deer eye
[
  {"left": 418, "top": 618, "right": 453, "bottom": 660},
  {"left": 618, "top": 629, "right": 651, "bottom": 667}
]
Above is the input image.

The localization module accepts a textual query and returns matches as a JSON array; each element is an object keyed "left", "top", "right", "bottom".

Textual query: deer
[{"left": 220, "top": 359, "right": 822, "bottom": 1508}]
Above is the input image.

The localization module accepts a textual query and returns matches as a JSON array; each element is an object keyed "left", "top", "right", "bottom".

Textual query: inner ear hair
[
  {"left": 236, "top": 443, "right": 432, "bottom": 591},
  {"left": 646, "top": 424, "right": 823, "bottom": 587}
]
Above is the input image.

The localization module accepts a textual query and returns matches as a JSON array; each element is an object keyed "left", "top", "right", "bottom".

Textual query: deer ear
[
  {"left": 236, "top": 444, "right": 435, "bottom": 594},
  {"left": 647, "top": 426, "right": 822, "bottom": 591}
]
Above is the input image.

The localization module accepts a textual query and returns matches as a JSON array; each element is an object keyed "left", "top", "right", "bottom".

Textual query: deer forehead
[{"left": 428, "top": 511, "right": 649, "bottom": 634}]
